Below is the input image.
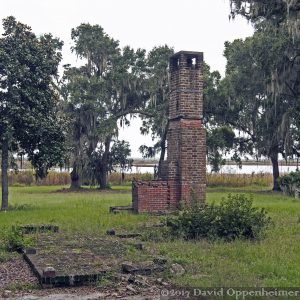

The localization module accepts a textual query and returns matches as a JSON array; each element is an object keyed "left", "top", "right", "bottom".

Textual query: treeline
[{"left": 1, "top": 1, "right": 300, "bottom": 209}]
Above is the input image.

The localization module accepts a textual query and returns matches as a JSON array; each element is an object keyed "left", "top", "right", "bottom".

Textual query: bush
[
  {"left": 278, "top": 170, "right": 300, "bottom": 196},
  {"left": 166, "top": 194, "right": 272, "bottom": 241},
  {"left": 2, "top": 227, "right": 32, "bottom": 252}
]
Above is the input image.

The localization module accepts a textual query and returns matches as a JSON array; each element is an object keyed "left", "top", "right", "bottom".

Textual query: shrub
[
  {"left": 166, "top": 194, "right": 272, "bottom": 241},
  {"left": 278, "top": 170, "right": 300, "bottom": 196},
  {"left": 3, "top": 227, "right": 32, "bottom": 252}
]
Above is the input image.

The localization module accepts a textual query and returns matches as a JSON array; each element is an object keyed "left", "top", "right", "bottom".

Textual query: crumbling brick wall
[
  {"left": 132, "top": 51, "right": 206, "bottom": 213},
  {"left": 132, "top": 181, "right": 169, "bottom": 212}
]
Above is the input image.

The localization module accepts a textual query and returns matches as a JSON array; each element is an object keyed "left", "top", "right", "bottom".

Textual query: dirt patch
[
  {"left": 8, "top": 283, "right": 162, "bottom": 299},
  {"left": 0, "top": 231, "right": 170, "bottom": 298},
  {"left": 1, "top": 255, "right": 165, "bottom": 299},
  {"left": 0, "top": 256, "right": 39, "bottom": 290}
]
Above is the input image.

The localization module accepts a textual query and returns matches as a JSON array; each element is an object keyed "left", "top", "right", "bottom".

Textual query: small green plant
[
  {"left": 0, "top": 249, "right": 13, "bottom": 262},
  {"left": 3, "top": 282, "right": 39, "bottom": 292},
  {"left": 278, "top": 171, "right": 300, "bottom": 196},
  {"left": 96, "top": 272, "right": 114, "bottom": 287},
  {"left": 166, "top": 194, "right": 272, "bottom": 241},
  {"left": 3, "top": 227, "right": 32, "bottom": 252},
  {"left": 141, "top": 227, "right": 170, "bottom": 242}
]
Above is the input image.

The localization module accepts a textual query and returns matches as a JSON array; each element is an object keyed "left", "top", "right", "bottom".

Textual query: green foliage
[
  {"left": 87, "top": 139, "right": 133, "bottom": 187},
  {"left": 207, "top": 126, "right": 235, "bottom": 172},
  {"left": 0, "top": 16, "right": 65, "bottom": 209},
  {"left": 3, "top": 227, "right": 32, "bottom": 252},
  {"left": 108, "top": 140, "right": 132, "bottom": 172},
  {"left": 221, "top": 29, "right": 300, "bottom": 190},
  {"left": 229, "top": 0, "right": 299, "bottom": 30},
  {"left": 0, "top": 249, "right": 13, "bottom": 262},
  {"left": 63, "top": 23, "right": 147, "bottom": 189},
  {"left": 278, "top": 170, "right": 300, "bottom": 196},
  {"left": 227, "top": 0, "right": 300, "bottom": 190},
  {"left": 0, "top": 16, "right": 65, "bottom": 174},
  {"left": 139, "top": 46, "right": 174, "bottom": 163},
  {"left": 166, "top": 194, "right": 271, "bottom": 241}
]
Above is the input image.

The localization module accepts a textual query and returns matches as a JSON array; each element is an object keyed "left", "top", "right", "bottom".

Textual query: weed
[
  {"left": 3, "top": 227, "right": 33, "bottom": 252},
  {"left": 3, "top": 282, "right": 39, "bottom": 292},
  {"left": 0, "top": 249, "right": 14, "bottom": 262},
  {"left": 96, "top": 272, "right": 114, "bottom": 287}
]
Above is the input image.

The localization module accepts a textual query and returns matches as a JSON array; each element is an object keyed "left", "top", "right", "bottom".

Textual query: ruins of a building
[{"left": 132, "top": 51, "right": 206, "bottom": 213}]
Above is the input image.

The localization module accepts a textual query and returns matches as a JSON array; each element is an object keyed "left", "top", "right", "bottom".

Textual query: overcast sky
[{"left": 0, "top": 0, "right": 254, "bottom": 158}]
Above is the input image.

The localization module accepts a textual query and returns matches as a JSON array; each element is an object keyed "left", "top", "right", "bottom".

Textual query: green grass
[
  {"left": 0, "top": 185, "right": 149, "bottom": 233},
  {"left": 1, "top": 185, "right": 300, "bottom": 287}
]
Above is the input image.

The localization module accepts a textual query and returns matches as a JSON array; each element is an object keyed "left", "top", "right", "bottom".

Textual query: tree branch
[{"left": 114, "top": 109, "right": 154, "bottom": 119}]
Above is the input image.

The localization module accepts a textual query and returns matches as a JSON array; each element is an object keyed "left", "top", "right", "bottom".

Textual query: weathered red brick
[{"left": 132, "top": 51, "right": 206, "bottom": 213}]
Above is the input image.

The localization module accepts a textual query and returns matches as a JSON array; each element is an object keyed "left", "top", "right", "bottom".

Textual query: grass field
[{"left": 1, "top": 185, "right": 300, "bottom": 288}]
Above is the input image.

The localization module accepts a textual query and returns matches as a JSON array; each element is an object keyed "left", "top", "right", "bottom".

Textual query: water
[
  {"left": 129, "top": 164, "right": 298, "bottom": 174},
  {"left": 54, "top": 164, "right": 298, "bottom": 175},
  {"left": 210, "top": 164, "right": 298, "bottom": 174}
]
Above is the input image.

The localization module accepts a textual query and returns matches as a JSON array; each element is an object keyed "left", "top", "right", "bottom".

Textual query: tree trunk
[
  {"left": 157, "top": 140, "right": 166, "bottom": 178},
  {"left": 99, "top": 167, "right": 108, "bottom": 190},
  {"left": 1, "top": 139, "right": 9, "bottom": 211},
  {"left": 70, "top": 161, "right": 81, "bottom": 190},
  {"left": 270, "top": 152, "right": 280, "bottom": 191},
  {"left": 157, "top": 123, "right": 168, "bottom": 178},
  {"left": 98, "top": 136, "right": 111, "bottom": 190}
]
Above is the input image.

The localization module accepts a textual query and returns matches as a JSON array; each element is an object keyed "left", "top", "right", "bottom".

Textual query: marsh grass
[
  {"left": 4, "top": 171, "right": 273, "bottom": 188},
  {"left": 0, "top": 185, "right": 300, "bottom": 287},
  {"left": 207, "top": 172, "right": 272, "bottom": 187}
]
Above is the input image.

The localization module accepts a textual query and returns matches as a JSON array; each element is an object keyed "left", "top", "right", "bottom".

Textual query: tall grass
[
  {"left": 207, "top": 172, "right": 272, "bottom": 187},
  {"left": 2, "top": 170, "right": 273, "bottom": 188},
  {"left": 2, "top": 171, "right": 70, "bottom": 186},
  {"left": 1, "top": 171, "right": 154, "bottom": 187},
  {"left": 108, "top": 172, "right": 154, "bottom": 185}
]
